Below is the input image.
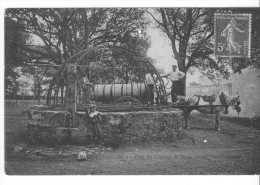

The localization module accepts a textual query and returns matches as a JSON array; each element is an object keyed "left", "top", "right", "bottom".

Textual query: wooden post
[{"left": 67, "top": 64, "right": 77, "bottom": 127}]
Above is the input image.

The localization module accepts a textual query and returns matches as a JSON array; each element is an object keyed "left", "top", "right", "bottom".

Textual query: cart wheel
[{"left": 114, "top": 96, "right": 141, "bottom": 105}]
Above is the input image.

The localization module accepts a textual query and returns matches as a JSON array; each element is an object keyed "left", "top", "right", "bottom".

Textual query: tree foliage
[
  {"left": 5, "top": 8, "right": 150, "bottom": 66},
  {"left": 5, "top": 17, "right": 31, "bottom": 66},
  {"left": 5, "top": 17, "right": 29, "bottom": 99},
  {"left": 5, "top": 67, "right": 20, "bottom": 99},
  {"left": 21, "top": 66, "right": 51, "bottom": 102}
]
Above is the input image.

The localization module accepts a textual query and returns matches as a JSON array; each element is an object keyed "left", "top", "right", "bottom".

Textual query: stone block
[
  {"left": 77, "top": 151, "right": 87, "bottom": 161},
  {"left": 13, "top": 146, "right": 23, "bottom": 153}
]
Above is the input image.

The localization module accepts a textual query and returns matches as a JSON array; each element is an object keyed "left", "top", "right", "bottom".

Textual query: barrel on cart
[{"left": 93, "top": 83, "right": 149, "bottom": 104}]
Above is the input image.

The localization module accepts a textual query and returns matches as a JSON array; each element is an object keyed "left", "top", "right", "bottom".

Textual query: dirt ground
[{"left": 4, "top": 103, "right": 260, "bottom": 175}]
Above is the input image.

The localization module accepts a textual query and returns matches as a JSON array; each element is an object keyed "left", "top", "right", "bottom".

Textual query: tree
[
  {"left": 5, "top": 17, "right": 31, "bottom": 103},
  {"left": 148, "top": 8, "right": 231, "bottom": 95},
  {"left": 18, "top": 80, "right": 30, "bottom": 105},
  {"left": 21, "top": 65, "right": 51, "bottom": 104},
  {"left": 5, "top": 17, "right": 31, "bottom": 66},
  {"left": 5, "top": 68, "right": 20, "bottom": 104},
  {"left": 5, "top": 8, "right": 150, "bottom": 65}
]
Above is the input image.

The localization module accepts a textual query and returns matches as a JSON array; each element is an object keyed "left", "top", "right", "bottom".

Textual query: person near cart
[
  {"left": 162, "top": 64, "right": 185, "bottom": 104},
  {"left": 145, "top": 72, "right": 155, "bottom": 105}
]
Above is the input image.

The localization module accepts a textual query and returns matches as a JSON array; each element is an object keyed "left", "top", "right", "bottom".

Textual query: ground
[{"left": 4, "top": 102, "right": 260, "bottom": 175}]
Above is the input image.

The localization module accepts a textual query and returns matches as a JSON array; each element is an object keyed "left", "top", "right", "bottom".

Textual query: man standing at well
[
  {"left": 163, "top": 65, "right": 185, "bottom": 104},
  {"left": 145, "top": 72, "right": 155, "bottom": 105}
]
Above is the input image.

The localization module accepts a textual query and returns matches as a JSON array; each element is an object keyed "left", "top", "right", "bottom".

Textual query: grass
[{"left": 4, "top": 103, "right": 260, "bottom": 175}]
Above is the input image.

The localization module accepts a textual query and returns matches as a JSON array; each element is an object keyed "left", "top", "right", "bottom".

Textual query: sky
[
  {"left": 147, "top": 28, "right": 178, "bottom": 72},
  {"left": 145, "top": 9, "right": 178, "bottom": 73}
]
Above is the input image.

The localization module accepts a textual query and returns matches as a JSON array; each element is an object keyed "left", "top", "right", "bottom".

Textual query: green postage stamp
[{"left": 214, "top": 14, "right": 251, "bottom": 58}]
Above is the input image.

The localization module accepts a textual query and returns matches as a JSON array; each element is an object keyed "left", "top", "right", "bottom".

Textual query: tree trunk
[
  {"left": 56, "top": 88, "right": 60, "bottom": 105},
  {"left": 53, "top": 90, "right": 57, "bottom": 105},
  {"left": 178, "top": 60, "right": 187, "bottom": 96},
  {"left": 37, "top": 85, "right": 41, "bottom": 105},
  {"left": 65, "top": 84, "right": 68, "bottom": 107},
  {"left": 53, "top": 92, "right": 56, "bottom": 106},
  {"left": 15, "top": 94, "right": 17, "bottom": 106},
  {"left": 61, "top": 84, "right": 64, "bottom": 105},
  {"left": 8, "top": 88, "right": 11, "bottom": 103},
  {"left": 37, "top": 94, "right": 41, "bottom": 105},
  {"left": 179, "top": 76, "right": 186, "bottom": 96}
]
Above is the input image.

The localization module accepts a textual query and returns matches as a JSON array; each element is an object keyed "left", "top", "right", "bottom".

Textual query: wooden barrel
[{"left": 94, "top": 83, "right": 147, "bottom": 102}]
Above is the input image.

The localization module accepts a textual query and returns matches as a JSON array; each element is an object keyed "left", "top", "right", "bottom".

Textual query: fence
[{"left": 5, "top": 99, "right": 46, "bottom": 106}]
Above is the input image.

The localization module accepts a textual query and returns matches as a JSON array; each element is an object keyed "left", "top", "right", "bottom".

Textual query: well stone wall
[{"left": 25, "top": 107, "right": 184, "bottom": 146}]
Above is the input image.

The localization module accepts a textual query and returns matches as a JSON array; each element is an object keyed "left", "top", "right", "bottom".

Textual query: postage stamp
[{"left": 214, "top": 14, "right": 251, "bottom": 58}]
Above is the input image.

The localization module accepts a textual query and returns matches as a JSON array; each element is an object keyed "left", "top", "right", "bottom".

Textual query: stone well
[{"left": 25, "top": 106, "right": 184, "bottom": 145}]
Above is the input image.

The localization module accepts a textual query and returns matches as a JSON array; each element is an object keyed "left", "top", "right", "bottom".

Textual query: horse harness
[{"left": 187, "top": 94, "right": 228, "bottom": 113}]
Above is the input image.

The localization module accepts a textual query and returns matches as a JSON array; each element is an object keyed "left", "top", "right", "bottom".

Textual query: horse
[{"left": 175, "top": 92, "right": 241, "bottom": 131}]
